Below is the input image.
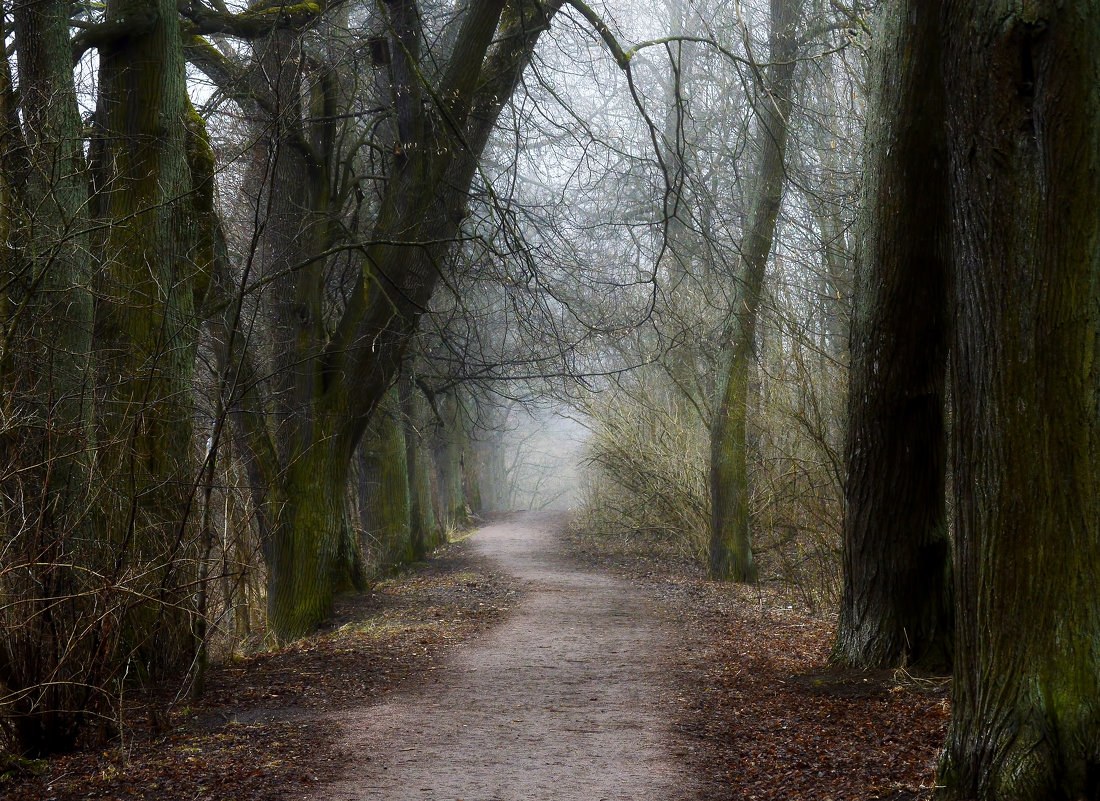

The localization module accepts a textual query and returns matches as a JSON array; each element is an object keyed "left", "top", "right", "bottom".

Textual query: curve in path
[{"left": 316, "top": 511, "right": 696, "bottom": 801}]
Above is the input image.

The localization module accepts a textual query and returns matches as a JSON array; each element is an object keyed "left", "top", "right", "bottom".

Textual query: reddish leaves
[
  {"left": 5, "top": 530, "right": 949, "bottom": 801},
  {"left": 675, "top": 590, "right": 949, "bottom": 800},
  {"left": 566, "top": 530, "right": 949, "bottom": 801}
]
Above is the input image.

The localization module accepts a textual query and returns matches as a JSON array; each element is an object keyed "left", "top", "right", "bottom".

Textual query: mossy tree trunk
[
  {"left": 708, "top": 0, "right": 802, "bottom": 581},
  {"left": 460, "top": 393, "right": 484, "bottom": 517},
  {"left": 234, "top": 26, "right": 367, "bottom": 638},
  {"left": 90, "top": 0, "right": 207, "bottom": 676},
  {"left": 936, "top": 0, "right": 1100, "bottom": 796},
  {"left": 357, "top": 388, "right": 412, "bottom": 571},
  {"left": 10, "top": 0, "right": 95, "bottom": 473},
  {"left": 0, "top": 0, "right": 218, "bottom": 749},
  {"left": 0, "top": 0, "right": 103, "bottom": 755},
  {"left": 832, "top": 0, "right": 953, "bottom": 673},
  {"left": 217, "top": 0, "right": 563, "bottom": 642},
  {"left": 477, "top": 427, "right": 509, "bottom": 513},
  {"left": 265, "top": 421, "right": 360, "bottom": 637},
  {"left": 433, "top": 391, "right": 470, "bottom": 529},
  {"left": 401, "top": 375, "right": 439, "bottom": 560}
]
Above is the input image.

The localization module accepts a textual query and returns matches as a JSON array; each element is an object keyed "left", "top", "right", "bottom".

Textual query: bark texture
[
  {"left": 91, "top": 0, "right": 205, "bottom": 674},
  {"left": 0, "top": 0, "right": 214, "bottom": 751},
  {"left": 0, "top": 0, "right": 101, "bottom": 755},
  {"left": 401, "top": 376, "right": 439, "bottom": 560},
  {"left": 357, "top": 388, "right": 413, "bottom": 571},
  {"left": 833, "top": 0, "right": 953, "bottom": 672},
  {"left": 434, "top": 392, "right": 471, "bottom": 529},
  {"left": 937, "top": 1, "right": 1100, "bottom": 797}
]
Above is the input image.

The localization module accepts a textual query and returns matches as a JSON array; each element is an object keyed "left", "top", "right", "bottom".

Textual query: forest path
[{"left": 315, "top": 511, "right": 698, "bottom": 801}]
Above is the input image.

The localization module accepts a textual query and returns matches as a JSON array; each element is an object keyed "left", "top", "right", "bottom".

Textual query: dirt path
[{"left": 314, "top": 511, "right": 697, "bottom": 801}]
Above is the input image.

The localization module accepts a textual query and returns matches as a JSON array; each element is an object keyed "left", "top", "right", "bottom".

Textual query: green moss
[
  {"left": 184, "top": 104, "right": 215, "bottom": 191},
  {"left": 238, "top": 2, "right": 322, "bottom": 25}
]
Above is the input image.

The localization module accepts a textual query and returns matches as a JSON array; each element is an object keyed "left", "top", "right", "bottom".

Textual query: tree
[
  {"left": 201, "top": 0, "right": 566, "bottom": 640},
  {"left": 936, "top": 0, "right": 1100, "bottom": 796},
  {"left": 709, "top": 0, "right": 803, "bottom": 581},
  {"left": 561, "top": 0, "right": 859, "bottom": 588},
  {"left": 840, "top": 0, "right": 1100, "bottom": 791},
  {"left": 0, "top": 0, "right": 218, "bottom": 752},
  {"left": 832, "top": 0, "right": 953, "bottom": 672},
  {"left": 90, "top": 0, "right": 210, "bottom": 675},
  {"left": 400, "top": 374, "right": 441, "bottom": 560},
  {"left": 353, "top": 388, "right": 411, "bottom": 574},
  {"left": 0, "top": 0, "right": 101, "bottom": 754}
]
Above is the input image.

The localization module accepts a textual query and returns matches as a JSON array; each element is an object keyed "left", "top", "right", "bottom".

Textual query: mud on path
[{"left": 314, "top": 511, "right": 698, "bottom": 801}]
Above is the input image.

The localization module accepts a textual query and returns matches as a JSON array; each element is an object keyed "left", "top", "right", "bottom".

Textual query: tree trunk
[
  {"left": 434, "top": 392, "right": 470, "bottom": 529},
  {"left": 461, "top": 395, "right": 484, "bottom": 517},
  {"left": 936, "top": 1, "right": 1100, "bottom": 797},
  {"left": 90, "top": 0, "right": 205, "bottom": 676},
  {"left": 832, "top": 0, "right": 953, "bottom": 672},
  {"left": 222, "top": 0, "right": 562, "bottom": 642},
  {"left": 709, "top": 0, "right": 802, "bottom": 581},
  {"left": 0, "top": 0, "right": 104, "bottom": 755},
  {"left": 402, "top": 376, "right": 438, "bottom": 559},
  {"left": 266, "top": 428, "right": 355, "bottom": 640},
  {"left": 358, "top": 388, "right": 412, "bottom": 571},
  {"left": 12, "top": 0, "right": 95, "bottom": 476}
]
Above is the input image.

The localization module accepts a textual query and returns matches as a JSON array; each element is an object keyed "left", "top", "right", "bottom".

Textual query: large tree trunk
[
  {"left": 239, "top": 26, "right": 366, "bottom": 641},
  {"left": 90, "top": 0, "right": 206, "bottom": 676},
  {"left": 11, "top": 0, "right": 94, "bottom": 468},
  {"left": 832, "top": 0, "right": 953, "bottom": 672},
  {"left": 266, "top": 426, "right": 356, "bottom": 639},
  {"left": 0, "top": 0, "right": 219, "bottom": 749},
  {"left": 235, "top": 0, "right": 563, "bottom": 642},
  {"left": 433, "top": 392, "right": 471, "bottom": 529},
  {"left": 709, "top": 0, "right": 802, "bottom": 581},
  {"left": 401, "top": 375, "right": 439, "bottom": 560},
  {"left": 936, "top": 1, "right": 1100, "bottom": 797},
  {"left": 357, "top": 388, "right": 412, "bottom": 571}
]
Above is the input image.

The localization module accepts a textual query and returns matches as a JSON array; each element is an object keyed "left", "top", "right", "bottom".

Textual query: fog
[{"left": 480, "top": 405, "right": 589, "bottom": 512}]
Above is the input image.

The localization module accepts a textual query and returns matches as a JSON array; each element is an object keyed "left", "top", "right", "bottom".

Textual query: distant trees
[
  {"left": 6, "top": 0, "right": 743, "bottom": 753},
  {"left": 574, "top": 0, "right": 859, "bottom": 596},
  {"left": 194, "top": 0, "right": 567, "bottom": 641},
  {"left": 0, "top": 0, "right": 576, "bottom": 752},
  {"left": 709, "top": 0, "right": 802, "bottom": 581}
]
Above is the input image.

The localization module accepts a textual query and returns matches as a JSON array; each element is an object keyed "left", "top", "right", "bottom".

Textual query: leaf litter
[
  {"left": 565, "top": 529, "right": 950, "bottom": 801},
  {"left": 1, "top": 538, "right": 522, "bottom": 801},
  {"left": 5, "top": 525, "right": 949, "bottom": 801}
]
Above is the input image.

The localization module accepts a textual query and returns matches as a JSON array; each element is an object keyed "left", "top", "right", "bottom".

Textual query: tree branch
[
  {"left": 179, "top": 0, "right": 330, "bottom": 39},
  {"left": 71, "top": 8, "right": 157, "bottom": 62}
]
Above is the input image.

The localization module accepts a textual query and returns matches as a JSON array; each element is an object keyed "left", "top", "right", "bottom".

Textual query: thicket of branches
[{"left": 0, "top": 0, "right": 866, "bottom": 757}]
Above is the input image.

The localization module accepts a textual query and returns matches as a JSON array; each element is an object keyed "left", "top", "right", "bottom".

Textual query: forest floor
[
  {"left": 1, "top": 511, "right": 949, "bottom": 800},
  {"left": 564, "top": 525, "right": 950, "bottom": 800}
]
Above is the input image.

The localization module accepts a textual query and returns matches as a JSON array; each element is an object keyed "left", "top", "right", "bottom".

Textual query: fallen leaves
[
  {"left": 0, "top": 540, "right": 522, "bottom": 801},
  {"left": 567, "top": 528, "right": 950, "bottom": 801},
  {"left": 6, "top": 526, "right": 950, "bottom": 801},
  {"left": 688, "top": 604, "right": 949, "bottom": 801}
]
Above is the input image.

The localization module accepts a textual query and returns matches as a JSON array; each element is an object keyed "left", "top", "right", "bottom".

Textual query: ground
[
  {"left": 1, "top": 512, "right": 948, "bottom": 800},
  {"left": 566, "top": 524, "right": 950, "bottom": 800}
]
